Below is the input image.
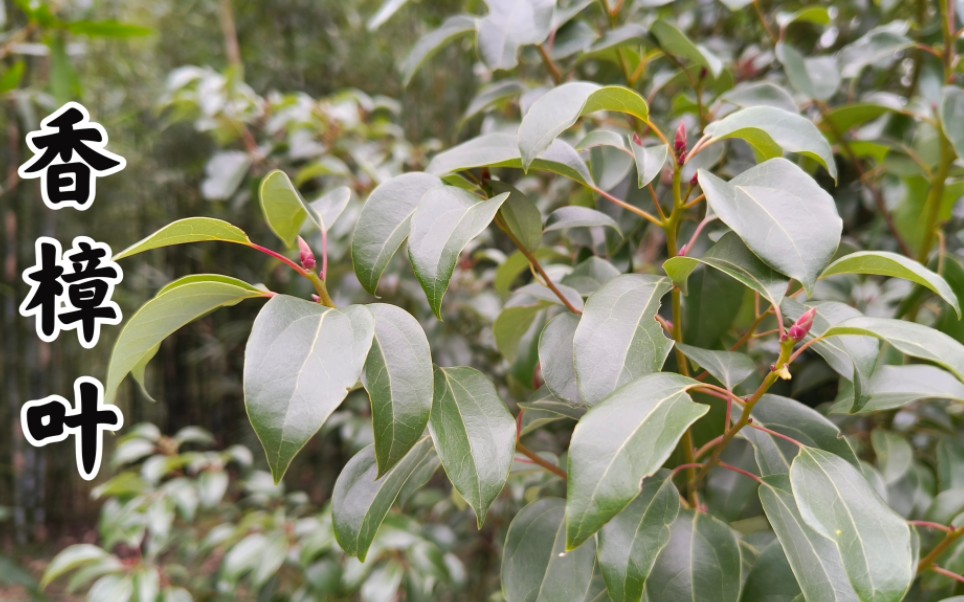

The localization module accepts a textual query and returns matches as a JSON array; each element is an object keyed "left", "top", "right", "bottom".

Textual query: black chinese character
[
  {"left": 17, "top": 102, "right": 125, "bottom": 211},
  {"left": 21, "top": 377, "right": 123, "bottom": 481},
  {"left": 20, "top": 236, "right": 123, "bottom": 348}
]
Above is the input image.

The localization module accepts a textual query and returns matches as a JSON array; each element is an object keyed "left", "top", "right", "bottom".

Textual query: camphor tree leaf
[
  {"left": 491, "top": 181, "right": 542, "bottom": 252},
  {"left": 332, "top": 438, "right": 435, "bottom": 561},
  {"left": 790, "top": 448, "right": 914, "bottom": 602},
  {"left": 597, "top": 477, "right": 680, "bottom": 602},
  {"left": 566, "top": 373, "right": 707, "bottom": 548},
  {"left": 838, "top": 23, "right": 913, "bottom": 79},
  {"left": 408, "top": 187, "right": 509, "bottom": 318},
  {"left": 401, "top": 15, "right": 477, "bottom": 86},
  {"left": 429, "top": 367, "right": 516, "bottom": 526},
  {"left": 112, "top": 217, "right": 251, "bottom": 260},
  {"left": 545, "top": 206, "right": 621, "bottom": 235},
  {"left": 518, "top": 82, "right": 649, "bottom": 168},
  {"left": 243, "top": 296, "right": 374, "bottom": 482},
  {"left": 538, "top": 313, "right": 582, "bottom": 405},
  {"left": 703, "top": 107, "right": 838, "bottom": 180},
  {"left": 663, "top": 231, "right": 788, "bottom": 308},
  {"left": 941, "top": 86, "right": 964, "bottom": 161},
  {"left": 362, "top": 304, "right": 434, "bottom": 476},
  {"left": 351, "top": 172, "right": 443, "bottom": 295},
  {"left": 720, "top": 81, "right": 798, "bottom": 113},
  {"left": 649, "top": 20, "right": 723, "bottom": 77},
  {"left": 699, "top": 159, "right": 842, "bottom": 293},
  {"left": 477, "top": 0, "right": 554, "bottom": 71},
  {"left": 572, "top": 274, "right": 674, "bottom": 405},
  {"left": 832, "top": 364, "right": 964, "bottom": 414},
  {"left": 741, "top": 541, "right": 803, "bottom": 602},
  {"left": 824, "top": 317, "right": 964, "bottom": 381},
  {"left": 777, "top": 42, "right": 840, "bottom": 101},
  {"left": 759, "top": 475, "right": 860, "bottom": 602},
  {"left": 427, "top": 132, "right": 594, "bottom": 186},
  {"left": 501, "top": 498, "right": 597, "bottom": 602},
  {"left": 644, "top": 509, "right": 743, "bottom": 602},
  {"left": 105, "top": 275, "right": 268, "bottom": 405},
  {"left": 820, "top": 250, "right": 961, "bottom": 317},
  {"left": 630, "top": 141, "right": 668, "bottom": 188},
  {"left": 676, "top": 343, "right": 756, "bottom": 390},
  {"left": 782, "top": 299, "right": 878, "bottom": 385},
  {"left": 308, "top": 186, "right": 352, "bottom": 233},
  {"left": 259, "top": 170, "right": 311, "bottom": 248}
]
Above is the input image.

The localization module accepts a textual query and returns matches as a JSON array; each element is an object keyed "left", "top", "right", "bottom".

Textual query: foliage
[{"left": 23, "top": 0, "right": 964, "bottom": 600}]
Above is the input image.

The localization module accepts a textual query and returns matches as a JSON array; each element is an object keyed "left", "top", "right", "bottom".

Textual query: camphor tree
[{"left": 70, "top": 0, "right": 964, "bottom": 599}]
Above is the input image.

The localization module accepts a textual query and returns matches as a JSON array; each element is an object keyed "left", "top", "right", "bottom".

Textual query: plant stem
[
  {"left": 592, "top": 186, "right": 663, "bottom": 226},
  {"left": 919, "top": 133, "right": 954, "bottom": 263},
  {"left": 516, "top": 442, "right": 568, "bottom": 480},
  {"left": 248, "top": 243, "right": 336, "bottom": 307},
  {"left": 918, "top": 527, "right": 964, "bottom": 575},
  {"left": 931, "top": 565, "right": 964, "bottom": 584},
  {"left": 537, "top": 44, "right": 563, "bottom": 85}
]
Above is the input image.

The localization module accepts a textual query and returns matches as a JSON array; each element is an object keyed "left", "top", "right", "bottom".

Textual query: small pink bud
[
  {"left": 689, "top": 173, "right": 698, "bottom": 187},
  {"left": 674, "top": 122, "right": 688, "bottom": 164},
  {"left": 311, "top": 294, "right": 321, "bottom": 303},
  {"left": 298, "top": 237, "right": 316, "bottom": 270},
  {"left": 632, "top": 132, "right": 643, "bottom": 146},
  {"left": 788, "top": 308, "right": 817, "bottom": 342}
]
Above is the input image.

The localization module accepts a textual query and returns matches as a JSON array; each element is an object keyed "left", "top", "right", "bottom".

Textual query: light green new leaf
[
  {"left": 518, "top": 82, "right": 649, "bottom": 168},
  {"left": 699, "top": 159, "right": 842, "bottom": 293},
  {"left": 759, "top": 475, "right": 860, "bottom": 602},
  {"left": 650, "top": 20, "right": 723, "bottom": 77},
  {"left": 351, "top": 172, "right": 443, "bottom": 295},
  {"left": 703, "top": 107, "right": 837, "bottom": 180},
  {"left": 820, "top": 250, "right": 960, "bottom": 317},
  {"left": 332, "top": 438, "right": 435, "bottom": 560},
  {"left": 427, "top": 132, "right": 594, "bottom": 186},
  {"left": 676, "top": 343, "right": 756, "bottom": 389},
  {"left": 244, "top": 297, "right": 374, "bottom": 482},
  {"left": 408, "top": 188, "right": 509, "bottom": 318},
  {"left": 790, "top": 448, "right": 914, "bottom": 602},
  {"left": 566, "top": 373, "right": 707, "bottom": 548},
  {"left": 502, "top": 498, "right": 597, "bottom": 602},
  {"left": 429, "top": 367, "right": 516, "bottom": 526},
  {"left": 492, "top": 182, "right": 543, "bottom": 252},
  {"left": 538, "top": 313, "right": 582, "bottom": 405},
  {"left": 259, "top": 170, "right": 311, "bottom": 248},
  {"left": 597, "top": 478, "right": 680, "bottom": 602},
  {"left": 663, "top": 232, "right": 788, "bottom": 308},
  {"left": 941, "top": 86, "right": 964, "bottom": 161},
  {"left": 105, "top": 275, "right": 267, "bottom": 405},
  {"left": 401, "top": 15, "right": 476, "bottom": 86},
  {"left": 113, "top": 217, "right": 251, "bottom": 261},
  {"left": 495, "top": 305, "right": 544, "bottom": 364},
  {"left": 644, "top": 510, "right": 743, "bottom": 602},
  {"left": 824, "top": 317, "right": 964, "bottom": 382},
  {"left": 363, "top": 304, "right": 434, "bottom": 476},
  {"left": 573, "top": 275, "right": 674, "bottom": 406},
  {"left": 631, "top": 142, "right": 668, "bottom": 188}
]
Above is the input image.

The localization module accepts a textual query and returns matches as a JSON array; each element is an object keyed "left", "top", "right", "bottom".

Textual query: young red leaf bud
[
  {"left": 690, "top": 173, "right": 699, "bottom": 187},
  {"left": 298, "top": 236, "right": 316, "bottom": 271},
  {"left": 632, "top": 131, "right": 643, "bottom": 146},
  {"left": 674, "top": 122, "right": 688, "bottom": 164},
  {"left": 788, "top": 308, "right": 817, "bottom": 342}
]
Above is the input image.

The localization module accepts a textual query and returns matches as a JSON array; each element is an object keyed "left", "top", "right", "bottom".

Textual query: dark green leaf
[
  {"left": 493, "top": 182, "right": 543, "bottom": 252},
  {"left": 401, "top": 16, "right": 476, "bottom": 86},
  {"left": 650, "top": 20, "right": 723, "bottom": 77},
  {"left": 676, "top": 344, "right": 756, "bottom": 389},
  {"left": 538, "top": 313, "right": 582, "bottom": 405},
  {"left": 741, "top": 541, "right": 803, "bottom": 602}
]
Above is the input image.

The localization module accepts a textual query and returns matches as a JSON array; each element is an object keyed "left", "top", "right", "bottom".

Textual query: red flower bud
[
  {"left": 298, "top": 237, "right": 316, "bottom": 271},
  {"left": 788, "top": 308, "right": 817, "bottom": 342},
  {"left": 674, "top": 122, "right": 688, "bottom": 164}
]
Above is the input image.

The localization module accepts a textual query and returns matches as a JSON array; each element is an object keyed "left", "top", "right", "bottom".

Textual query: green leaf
[
  {"left": 721, "top": 82, "right": 798, "bottom": 113},
  {"left": 941, "top": 86, "right": 964, "bottom": 161},
  {"left": 0, "top": 61, "right": 25, "bottom": 94},
  {"left": 519, "top": 396, "right": 584, "bottom": 435},
  {"left": 495, "top": 305, "right": 545, "bottom": 365},
  {"left": 832, "top": 364, "right": 964, "bottom": 414},
  {"left": 630, "top": 142, "right": 669, "bottom": 188},
  {"left": 871, "top": 430, "right": 913, "bottom": 485},
  {"left": 363, "top": 304, "right": 433, "bottom": 476},
  {"left": 820, "top": 251, "right": 961, "bottom": 317},
  {"left": 838, "top": 24, "right": 912, "bottom": 78},
  {"left": 429, "top": 367, "right": 516, "bottom": 526},
  {"left": 351, "top": 172, "right": 443, "bottom": 295},
  {"left": 759, "top": 475, "right": 860, "bottom": 602},
  {"left": 699, "top": 159, "right": 842, "bottom": 293},
  {"left": 663, "top": 232, "right": 788, "bottom": 308},
  {"left": 562, "top": 256, "right": 621, "bottom": 296},
  {"left": 477, "top": 0, "right": 554, "bottom": 71},
  {"left": 824, "top": 317, "right": 964, "bottom": 381},
  {"left": 427, "top": 132, "right": 594, "bottom": 186},
  {"left": 41, "top": 544, "right": 112, "bottom": 589},
  {"left": 66, "top": 20, "right": 153, "bottom": 37},
  {"left": 703, "top": 107, "right": 838, "bottom": 180},
  {"left": 259, "top": 170, "right": 312, "bottom": 248},
  {"left": 777, "top": 43, "right": 839, "bottom": 101},
  {"left": 645, "top": 510, "right": 743, "bottom": 602},
  {"left": 309, "top": 186, "right": 352, "bottom": 233},
  {"left": 776, "top": 6, "right": 832, "bottom": 28},
  {"left": 572, "top": 275, "right": 673, "bottom": 406},
  {"left": 741, "top": 541, "right": 803, "bottom": 602},
  {"left": 502, "top": 498, "right": 597, "bottom": 602},
  {"left": 463, "top": 79, "right": 527, "bottom": 123},
  {"left": 105, "top": 275, "right": 267, "bottom": 405},
  {"left": 782, "top": 300, "right": 878, "bottom": 385},
  {"left": 518, "top": 82, "right": 650, "bottom": 168},
  {"left": 401, "top": 15, "right": 476, "bottom": 85},
  {"left": 545, "top": 206, "right": 621, "bottom": 235},
  {"left": 566, "top": 373, "right": 707, "bottom": 548},
  {"left": 332, "top": 438, "right": 436, "bottom": 560},
  {"left": 367, "top": 0, "right": 411, "bottom": 30},
  {"left": 538, "top": 313, "right": 582, "bottom": 405},
  {"left": 597, "top": 477, "right": 680, "bottom": 602},
  {"left": 650, "top": 20, "right": 723, "bottom": 77},
  {"left": 790, "top": 448, "right": 914, "bottom": 602},
  {"left": 244, "top": 297, "right": 374, "bottom": 481},
  {"left": 493, "top": 182, "right": 543, "bottom": 252},
  {"left": 676, "top": 344, "right": 755, "bottom": 389},
  {"left": 408, "top": 188, "right": 509, "bottom": 318},
  {"left": 113, "top": 217, "right": 251, "bottom": 260}
]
